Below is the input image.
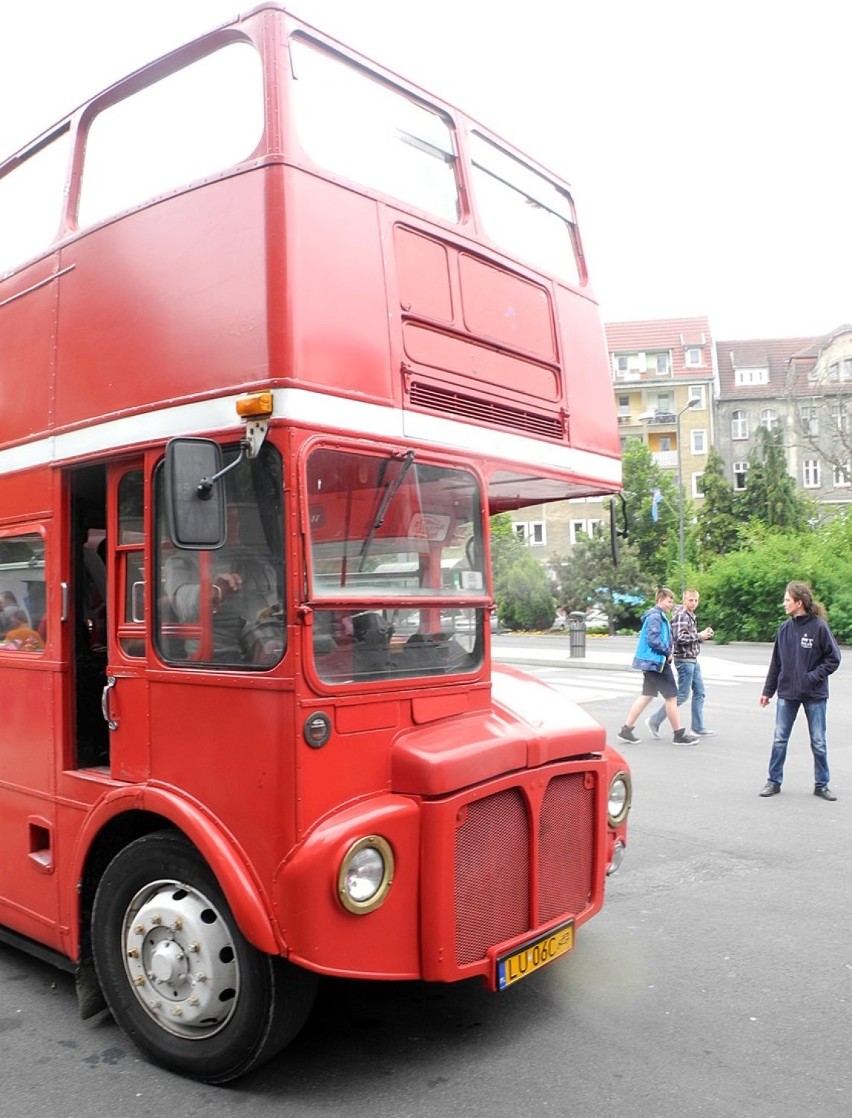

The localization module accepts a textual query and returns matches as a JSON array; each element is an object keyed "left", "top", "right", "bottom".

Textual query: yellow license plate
[{"left": 496, "top": 920, "right": 574, "bottom": 989}]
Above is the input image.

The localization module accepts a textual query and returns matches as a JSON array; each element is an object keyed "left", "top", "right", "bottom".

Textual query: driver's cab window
[{"left": 155, "top": 443, "right": 285, "bottom": 668}]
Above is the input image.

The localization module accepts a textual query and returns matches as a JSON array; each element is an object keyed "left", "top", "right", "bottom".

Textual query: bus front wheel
[{"left": 91, "top": 829, "right": 317, "bottom": 1082}]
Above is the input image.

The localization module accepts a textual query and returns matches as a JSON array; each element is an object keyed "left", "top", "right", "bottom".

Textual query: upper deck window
[
  {"left": 469, "top": 133, "right": 582, "bottom": 286},
  {"left": 0, "top": 126, "right": 70, "bottom": 274},
  {"left": 289, "top": 38, "right": 459, "bottom": 223},
  {"left": 78, "top": 42, "right": 264, "bottom": 228}
]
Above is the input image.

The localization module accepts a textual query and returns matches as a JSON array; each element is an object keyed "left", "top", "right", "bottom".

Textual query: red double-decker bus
[{"left": 0, "top": 3, "right": 629, "bottom": 1082}]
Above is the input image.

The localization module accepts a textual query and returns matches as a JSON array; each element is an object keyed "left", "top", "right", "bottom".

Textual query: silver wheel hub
[{"left": 122, "top": 879, "right": 239, "bottom": 1039}]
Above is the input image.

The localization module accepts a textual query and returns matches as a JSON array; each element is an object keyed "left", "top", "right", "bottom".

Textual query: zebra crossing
[{"left": 505, "top": 665, "right": 744, "bottom": 706}]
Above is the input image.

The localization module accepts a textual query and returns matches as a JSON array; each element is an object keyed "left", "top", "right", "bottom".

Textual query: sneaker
[
  {"left": 645, "top": 718, "right": 662, "bottom": 740},
  {"left": 759, "top": 781, "right": 781, "bottom": 797},
  {"left": 694, "top": 729, "right": 716, "bottom": 736},
  {"left": 814, "top": 785, "right": 837, "bottom": 801},
  {"left": 672, "top": 729, "right": 699, "bottom": 745},
  {"left": 617, "top": 725, "right": 639, "bottom": 744}
]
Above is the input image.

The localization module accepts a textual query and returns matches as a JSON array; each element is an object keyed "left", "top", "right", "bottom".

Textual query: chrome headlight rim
[
  {"left": 337, "top": 835, "right": 394, "bottom": 915},
  {"left": 607, "top": 770, "right": 632, "bottom": 826}
]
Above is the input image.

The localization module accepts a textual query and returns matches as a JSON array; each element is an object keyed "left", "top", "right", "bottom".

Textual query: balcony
[{"left": 651, "top": 450, "right": 677, "bottom": 469}]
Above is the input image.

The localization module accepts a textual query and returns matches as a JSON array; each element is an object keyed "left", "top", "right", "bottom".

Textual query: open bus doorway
[{"left": 69, "top": 465, "right": 109, "bottom": 769}]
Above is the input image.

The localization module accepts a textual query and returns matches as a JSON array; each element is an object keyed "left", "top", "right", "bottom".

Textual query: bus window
[
  {"left": 78, "top": 42, "right": 264, "bottom": 228},
  {"left": 469, "top": 132, "right": 582, "bottom": 285},
  {"left": 305, "top": 447, "right": 485, "bottom": 682},
  {"left": 155, "top": 444, "right": 285, "bottom": 669},
  {"left": 117, "top": 470, "right": 145, "bottom": 657},
  {"left": 0, "top": 533, "right": 46, "bottom": 651},
  {"left": 289, "top": 37, "right": 459, "bottom": 223},
  {"left": 0, "top": 126, "right": 70, "bottom": 274}
]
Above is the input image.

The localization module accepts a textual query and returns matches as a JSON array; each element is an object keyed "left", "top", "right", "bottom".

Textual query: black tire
[{"left": 91, "top": 830, "right": 317, "bottom": 1083}]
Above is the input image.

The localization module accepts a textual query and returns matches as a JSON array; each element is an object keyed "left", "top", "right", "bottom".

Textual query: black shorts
[{"left": 641, "top": 664, "right": 678, "bottom": 700}]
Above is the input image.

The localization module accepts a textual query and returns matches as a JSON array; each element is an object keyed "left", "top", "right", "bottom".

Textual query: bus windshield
[{"left": 306, "top": 446, "right": 485, "bottom": 682}]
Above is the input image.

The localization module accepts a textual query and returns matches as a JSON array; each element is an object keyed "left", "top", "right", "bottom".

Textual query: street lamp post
[{"left": 675, "top": 398, "right": 700, "bottom": 596}]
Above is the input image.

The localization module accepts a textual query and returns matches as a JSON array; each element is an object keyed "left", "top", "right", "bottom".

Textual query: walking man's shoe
[
  {"left": 814, "top": 785, "right": 837, "bottom": 801},
  {"left": 759, "top": 781, "right": 781, "bottom": 797},
  {"left": 645, "top": 718, "right": 662, "bottom": 740},
  {"left": 694, "top": 729, "right": 716, "bottom": 736},
  {"left": 672, "top": 729, "right": 699, "bottom": 745},
  {"left": 617, "top": 725, "right": 639, "bottom": 744}
]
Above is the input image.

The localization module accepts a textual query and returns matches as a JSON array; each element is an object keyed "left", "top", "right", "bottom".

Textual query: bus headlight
[
  {"left": 607, "top": 772, "right": 632, "bottom": 826},
  {"left": 338, "top": 836, "right": 394, "bottom": 914}
]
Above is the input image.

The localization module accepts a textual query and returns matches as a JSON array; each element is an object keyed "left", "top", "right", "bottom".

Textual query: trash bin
[{"left": 568, "top": 611, "right": 586, "bottom": 658}]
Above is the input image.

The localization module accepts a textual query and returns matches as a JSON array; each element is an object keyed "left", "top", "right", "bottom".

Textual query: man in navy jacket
[{"left": 759, "top": 580, "right": 841, "bottom": 800}]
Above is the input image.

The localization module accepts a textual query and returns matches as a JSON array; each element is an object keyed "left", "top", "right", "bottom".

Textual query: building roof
[
  {"left": 714, "top": 336, "right": 816, "bottom": 399},
  {"left": 716, "top": 325, "right": 852, "bottom": 399},
  {"left": 604, "top": 316, "right": 714, "bottom": 381}
]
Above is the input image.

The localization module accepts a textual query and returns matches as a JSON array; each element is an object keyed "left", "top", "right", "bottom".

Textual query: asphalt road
[{"left": 3, "top": 637, "right": 850, "bottom": 1116}]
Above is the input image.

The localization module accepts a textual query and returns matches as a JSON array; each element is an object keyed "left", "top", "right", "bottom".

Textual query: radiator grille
[
  {"left": 454, "top": 774, "right": 596, "bottom": 966},
  {"left": 538, "top": 774, "right": 595, "bottom": 924},
  {"left": 454, "top": 789, "right": 529, "bottom": 965},
  {"left": 409, "top": 381, "right": 564, "bottom": 441}
]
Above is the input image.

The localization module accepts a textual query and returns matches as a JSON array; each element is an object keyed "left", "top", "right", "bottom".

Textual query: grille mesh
[
  {"left": 538, "top": 774, "right": 595, "bottom": 924},
  {"left": 454, "top": 789, "right": 529, "bottom": 965},
  {"left": 454, "top": 775, "right": 596, "bottom": 966}
]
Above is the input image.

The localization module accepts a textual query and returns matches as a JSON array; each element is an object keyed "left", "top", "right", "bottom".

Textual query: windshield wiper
[{"left": 359, "top": 450, "right": 416, "bottom": 571}]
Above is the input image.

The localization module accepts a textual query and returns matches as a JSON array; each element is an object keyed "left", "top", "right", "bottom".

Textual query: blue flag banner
[{"left": 651, "top": 487, "right": 661, "bottom": 522}]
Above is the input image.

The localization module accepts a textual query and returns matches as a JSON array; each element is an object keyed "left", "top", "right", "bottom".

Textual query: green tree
[
  {"left": 696, "top": 513, "right": 852, "bottom": 644},
  {"left": 694, "top": 447, "right": 740, "bottom": 561},
  {"left": 620, "top": 437, "right": 688, "bottom": 586},
  {"left": 551, "top": 523, "right": 655, "bottom": 633},
  {"left": 738, "top": 427, "right": 813, "bottom": 531},
  {"left": 490, "top": 513, "right": 555, "bottom": 630}
]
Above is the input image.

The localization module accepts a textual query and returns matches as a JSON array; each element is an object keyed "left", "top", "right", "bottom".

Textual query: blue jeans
[
  {"left": 768, "top": 697, "right": 830, "bottom": 787},
  {"left": 649, "top": 659, "right": 707, "bottom": 732}
]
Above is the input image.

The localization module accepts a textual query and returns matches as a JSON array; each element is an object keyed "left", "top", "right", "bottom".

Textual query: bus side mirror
[{"left": 164, "top": 438, "right": 227, "bottom": 549}]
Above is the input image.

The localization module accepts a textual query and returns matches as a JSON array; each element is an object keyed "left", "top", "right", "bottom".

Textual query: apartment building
[
  {"left": 716, "top": 324, "right": 852, "bottom": 510},
  {"left": 510, "top": 318, "right": 852, "bottom": 564}
]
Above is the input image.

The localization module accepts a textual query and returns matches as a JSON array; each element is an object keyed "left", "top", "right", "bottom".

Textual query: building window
[
  {"left": 568, "top": 519, "right": 601, "bottom": 544},
  {"left": 688, "top": 385, "right": 706, "bottom": 408},
  {"left": 615, "top": 355, "right": 629, "bottom": 377},
  {"left": 828, "top": 363, "right": 839, "bottom": 382},
  {"left": 800, "top": 406, "right": 818, "bottom": 435},
  {"left": 691, "top": 429, "right": 707, "bottom": 454},
  {"left": 655, "top": 393, "right": 671, "bottom": 415},
  {"left": 685, "top": 347, "right": 702, "bottom": 367},
  {"left": 733, "top": 461, "right": 748, "bottom": 490},
  {"left": 803, "top": 459, "right": 821, "bottom": 488},
  {"left": 691, "top": 472, "right": 704, "bottom": 498},
  {"left": 515, "top": 521, "right": 546, "bottom": 546},
  {"left": 832, "top": 463, "right": 851, "bottom": 488},
  {"left": 734, "top": 366, "right": 769, "bottom": 386},
  {"left": 731, "top": 410, "right": 748, "bottom": 440},
  {"left": 831, "top": 402, "right": 847, "bottom": 432},
  {"left": 617, "top": 394, "right": 630, "bottom": 419},
  {"left": 760, "top": 408, "right": 779, "bottom": 430},
  {"left": 655, "top": 352, "right": 670, "bottom": 375},
  {"left": 843, "top": 357, "right": 852, "bottom": 382}
]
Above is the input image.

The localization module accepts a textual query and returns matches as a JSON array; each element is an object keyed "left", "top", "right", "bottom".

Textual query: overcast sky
[{"left": 2, "top": 0, "right": 849, "bottom": 340}]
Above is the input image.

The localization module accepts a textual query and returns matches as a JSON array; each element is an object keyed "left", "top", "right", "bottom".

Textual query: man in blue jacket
[
  {"left": 618, "top": 587, "right": 699, "bottom": 746},
  {"left": 759, "top": 580, "right": 841, "bottom": 800}
]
